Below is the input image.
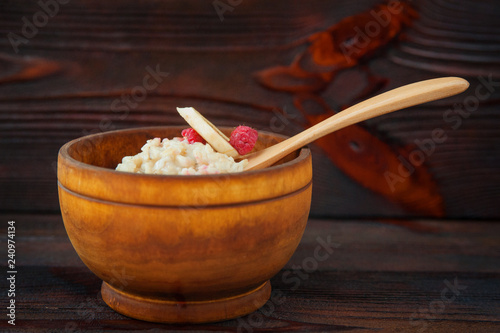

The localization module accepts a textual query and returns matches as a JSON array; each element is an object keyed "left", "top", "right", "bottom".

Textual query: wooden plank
[
  {"left": 0, "top": 214, "right": 499, "bottom": 331},
  {"left": 1, "top": 0, "right": 499, "bottom": 218}
]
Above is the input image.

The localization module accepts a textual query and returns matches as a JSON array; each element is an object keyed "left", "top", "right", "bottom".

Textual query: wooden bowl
[{"left": 57, "top": 126, "right": 312, "bottom": 323}]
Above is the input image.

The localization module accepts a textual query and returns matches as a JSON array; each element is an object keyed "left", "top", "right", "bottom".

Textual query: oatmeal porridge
[{"left": 116, "top": 137, "right": 248, "bottom": 175}]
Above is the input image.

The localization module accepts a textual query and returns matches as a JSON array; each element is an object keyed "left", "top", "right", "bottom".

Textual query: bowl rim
[
  {"left": 58, "top": 126, "right": 312, "bottom": 206},
  {"left": 58, "top": 125, "right": 310, "bottom": 179}
]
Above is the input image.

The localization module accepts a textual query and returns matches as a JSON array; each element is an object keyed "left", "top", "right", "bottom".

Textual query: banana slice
[{"left": 177, "top": 107, "right": 240, "bottom": 158}]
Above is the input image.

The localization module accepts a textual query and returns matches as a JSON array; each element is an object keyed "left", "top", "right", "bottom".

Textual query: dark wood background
[
  {"left": 1, "top": 1, "right": 499, "bottom": 332},
  {"left": 1, "top": 0, "right": 499, "bottom": 219}
]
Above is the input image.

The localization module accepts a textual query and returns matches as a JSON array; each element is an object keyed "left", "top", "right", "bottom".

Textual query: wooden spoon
[{"left": 243, "top": 77, "right": 469, "bottom": 171}]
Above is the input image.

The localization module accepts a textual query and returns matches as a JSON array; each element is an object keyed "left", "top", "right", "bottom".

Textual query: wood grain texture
[
  {"left": 1, "top": 0, "right": 499, "bottom": 218},
  {"left": 1, "top": 214, "right": 499, "bottom": 332},
  {"left": 57, "top": 127, "right": 312, "bottom": 323}
]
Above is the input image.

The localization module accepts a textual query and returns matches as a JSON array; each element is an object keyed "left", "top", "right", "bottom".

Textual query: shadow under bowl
[{"left": 57, "top": 126, "right": 312, "bottom": 323}]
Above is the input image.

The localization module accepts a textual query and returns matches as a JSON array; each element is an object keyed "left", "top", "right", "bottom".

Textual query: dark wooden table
[{"left": 1, "top": 214, "right": 499, "bottom": 332}]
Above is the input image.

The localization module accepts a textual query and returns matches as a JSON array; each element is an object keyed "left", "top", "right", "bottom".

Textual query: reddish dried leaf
[
  {"left": 294, "top": 93, "right": 444, "bottom": 217},
  {"left": 298, "top": 3, "right": 418, "bottom": 71},
  {"left": 254, "top": 64, "right": 328, "bottom": 93},
  {"left": 0, "top": 53, "right": 61, "bottom": 84}
]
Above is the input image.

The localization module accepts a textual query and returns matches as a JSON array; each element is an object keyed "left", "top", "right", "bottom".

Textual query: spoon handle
[{"left": 245, "top": 77, "right": 469, "bottom": 170}]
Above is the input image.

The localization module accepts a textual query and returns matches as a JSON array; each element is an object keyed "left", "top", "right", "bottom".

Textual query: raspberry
[
  {"left": 229, "top": 125, "right": 258, "bottom": 155},
  {"left": 181, "top": 128, "right": 206, "bottom": 144}
]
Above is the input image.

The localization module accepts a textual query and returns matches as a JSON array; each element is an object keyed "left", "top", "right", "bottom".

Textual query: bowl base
[{"left": 101, "top": 280, "right": 271, "bottom": 323}]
